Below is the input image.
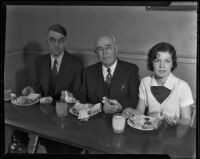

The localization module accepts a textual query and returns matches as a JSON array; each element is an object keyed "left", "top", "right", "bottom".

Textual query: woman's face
[{"left": 152, "top": 51, "right": 173, "bottom": 80}]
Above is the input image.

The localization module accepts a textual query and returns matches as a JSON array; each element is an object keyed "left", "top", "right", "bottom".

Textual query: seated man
[
  {"left": 79, "top": 34, "right": 139, "bottom": 114},
  {"left": 8, "top": 24, "right": 83, "bottom": 153}
]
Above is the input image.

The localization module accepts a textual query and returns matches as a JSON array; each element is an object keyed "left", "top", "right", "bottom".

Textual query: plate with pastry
[
  {"left": 11, "top": 93, "right": 40, "bottom": 106},
  {"left": 69, "top": 103, "right": 102, "bottom": 120},
  {"left": 127, "top": 115, "right": 162, "bottom": 131}
]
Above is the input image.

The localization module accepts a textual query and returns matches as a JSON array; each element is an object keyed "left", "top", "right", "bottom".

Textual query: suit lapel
[
  {"left": 109, "top": 60, "right": 125, "bottom": 96},
  {"left": 95, "top": 63, "right": 107, "bottom": 100},
  {"left": 55, "top": 51, "right": 69, "bottom": 93},
  {"left": 42, "top": 54, "right": 51, "bottom": 95}
]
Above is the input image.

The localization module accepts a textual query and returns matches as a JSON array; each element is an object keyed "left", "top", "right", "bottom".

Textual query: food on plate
[
  {"left": 141, "top": 121, "right": 155, "bottom": 129},
  {"left": 26, "top": 93, "right": 41, "bottom": 101},
  {"left": 14, "top": 96, "right": 33, "bottom": 105},
  {"left": 71, "top": 102, "right": 101, "bottom": 118},
  {"left": 128, "top": 115, "right": 162, "bottom": 130},
  {"left": 129, "top": 118, "right": 141, "bottom": 128},
  {"left": 144, "top": 117, "right": 150, "bottom": 121},
  {"left": 88, "top": 103, "right": 101, "bottom": 115},
  {"left": 40, "top": 97, "right": 53, "bottom": 104},
  {"left": 72, "top": 103, "right": 91, "bottom": 114}
]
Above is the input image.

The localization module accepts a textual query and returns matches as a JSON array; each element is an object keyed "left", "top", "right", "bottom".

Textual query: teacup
[
  {"left": 56, "top": 101, "right": 68, "bottom": 117},
  {"left": 112, "top": 113, "right": 126, "bottom": 133},
  {"left": 4, "top": 89, "right": 12, "bottom": 100}
]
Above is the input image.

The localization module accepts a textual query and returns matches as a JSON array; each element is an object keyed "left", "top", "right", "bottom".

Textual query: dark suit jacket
[
  {"left": 33, "top": 51, "right": 83, "bottom": 100},
  {"left": 79, "top": 59, "right": 139, "bottom": 109}
]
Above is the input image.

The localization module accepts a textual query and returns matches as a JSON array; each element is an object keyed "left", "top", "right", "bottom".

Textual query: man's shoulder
[
  {"left": 86, "top": 62, "right": 101, "bottom": 69},
  {"left": 118, "top": 60, "right": 138, "bottom": 70},
  {"left": 36, "top": 53, "right": 50, "bottom": 62},
  {"left": 62, "top": 51, "right": 83, "bottom": 67},
  {"left": 84, "top": 62, "right": 101, "bottom": 74}
]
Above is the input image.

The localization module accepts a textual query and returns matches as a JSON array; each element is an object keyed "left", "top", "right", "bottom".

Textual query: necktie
[
  {"left": 150, "top": 86, "right": 171, "bottom": 104},
  {"left": 52, "top": 59, "right": 58, "bottom": 77},
  {"left": 105, "top": 67, "right": 112, "bottom": 86}
]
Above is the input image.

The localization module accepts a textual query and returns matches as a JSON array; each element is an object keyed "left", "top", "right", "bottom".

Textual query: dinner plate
[
  {"left": 69, "top": 107, "right": 99, "bottom": 117},
  {"left": 127, "top": 115, "right": 162, "bottom": 131},
  {"left": 4, "top": 97, "right": 11, "bottom": 101},
  {"left": 11, "top": 98, "right": 39, "bottom": 106}
]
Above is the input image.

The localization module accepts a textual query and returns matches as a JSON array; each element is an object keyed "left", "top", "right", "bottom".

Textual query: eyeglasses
[
  {"left": 48, "top": 37, "right": 65, "bottom": 45},
  {"left": 95, "top": 45, "right": 113, "bottom": 54}
]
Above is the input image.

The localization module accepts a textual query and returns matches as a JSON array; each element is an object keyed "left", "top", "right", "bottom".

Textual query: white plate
[
  {"left": 4, "top": 97, "right": 11, "bottom": 101},
  {"left": 69, "top": 107, "right": 99, "bottom": 117},
  {"left": 127, "top": 115, "right": 162, "bottom": 131},
  {"left": 11, "top": 98, "right": 39, "bottom": 106}
]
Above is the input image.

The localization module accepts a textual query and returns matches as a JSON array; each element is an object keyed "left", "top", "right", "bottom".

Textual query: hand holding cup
[
  {"left": 102, "top": 97, "right": 122, "bottom": 114},
  {"left": 40, "top": 96, "right": 53, "bottom": 104},
  {"left": 22, "top": 86, "right": 35, "bottom": 96}
]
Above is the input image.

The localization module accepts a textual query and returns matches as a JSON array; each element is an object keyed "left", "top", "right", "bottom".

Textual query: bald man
[{"left": 79, "top": 35, "right": 139, "bottom": 114}]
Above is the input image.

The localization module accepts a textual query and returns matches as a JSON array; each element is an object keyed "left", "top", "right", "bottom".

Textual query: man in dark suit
[
  {"left": 80, "top": 34, "right": 139, "bottom": 114},
  {"left": 8, "top": 24, "right": 83, "bottom": 153}
]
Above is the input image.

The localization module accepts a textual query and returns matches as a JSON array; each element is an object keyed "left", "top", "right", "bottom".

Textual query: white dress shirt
[
  {"left": 50, "top": 52, "right": 64, "bottom": 73},
  {"left": 102, "top": 60, "right": 118, "bottom": 81}
]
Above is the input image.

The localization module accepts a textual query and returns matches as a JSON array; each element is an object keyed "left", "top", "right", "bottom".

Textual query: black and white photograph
[{"left": 1, "top": 1, "right": 198, "bottom": 158}]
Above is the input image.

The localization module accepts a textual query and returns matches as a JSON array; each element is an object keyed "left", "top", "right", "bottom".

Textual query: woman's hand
[
  {"left": 163, "top": 115, "right": 181, "bottom": 126},
  {"left": 122, "top": 108, "right": 140, "bottom": 119}
]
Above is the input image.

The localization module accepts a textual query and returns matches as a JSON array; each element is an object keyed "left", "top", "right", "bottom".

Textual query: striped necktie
[
  {"left": 105, "top": 67, "right": 112, "bottom": 86},
  {"left": 52, "top": 59, "right": 58, "bottom": 77}
]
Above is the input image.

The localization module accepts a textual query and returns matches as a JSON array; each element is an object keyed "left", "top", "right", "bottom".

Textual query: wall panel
[{"left": 5, "top": 50, "right": 196, "bottom": 99}]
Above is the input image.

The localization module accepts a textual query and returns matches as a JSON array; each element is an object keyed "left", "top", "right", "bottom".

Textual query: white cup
[
  {"left": 112, "top": 113, "right": 126, "bottom": 133},
  {"left": 56, "top": 101, "right": 68, "bottom": 117}
]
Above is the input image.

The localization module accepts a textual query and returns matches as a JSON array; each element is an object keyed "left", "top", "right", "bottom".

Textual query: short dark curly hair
[
  {"left": 147, "top": 42, "right": 177, "bottom": 72},
  {"left": 47, "top": 24, "right": 67, "bottom": 37}
]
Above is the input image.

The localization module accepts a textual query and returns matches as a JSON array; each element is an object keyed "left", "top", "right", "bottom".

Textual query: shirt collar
[
  {"left": 151, "top": 73, "right": 176, "bottom": 90},
  {"left": 102, "top": 59, "right": 118, "bottom": 76},
  {"left": 50, "top": 51, "right": 64, "bottom": 68}
]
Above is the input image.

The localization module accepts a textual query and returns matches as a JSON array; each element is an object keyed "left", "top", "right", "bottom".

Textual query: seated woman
[{"left": 123, "top": 42, "right": 194, "bottom": 126}]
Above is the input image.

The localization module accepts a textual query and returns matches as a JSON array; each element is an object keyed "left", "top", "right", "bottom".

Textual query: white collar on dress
[{"left": 151, "top": 73, "right": 177, "bottom": 91}]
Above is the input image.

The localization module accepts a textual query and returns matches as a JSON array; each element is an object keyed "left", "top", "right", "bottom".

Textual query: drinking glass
[
  {"left": 56, "top": 101, "right": 68, "bottom": 117},
  {"left": 112, "top": 113, "right": 126, "bottom": 133}
]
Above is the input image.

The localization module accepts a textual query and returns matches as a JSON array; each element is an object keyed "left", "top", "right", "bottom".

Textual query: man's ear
[{"left": 115, "top": 45, "right": 118, "bottom": 54}]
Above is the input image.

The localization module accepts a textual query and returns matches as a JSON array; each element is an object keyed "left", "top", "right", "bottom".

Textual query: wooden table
[{"left": 4, "top": 101, "right": 196, "bottom": 158}]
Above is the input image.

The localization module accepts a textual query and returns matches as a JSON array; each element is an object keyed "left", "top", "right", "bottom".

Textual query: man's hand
[
  {"left": 60, "top": 90, "right": 74, "bottom": 102},
  {"left": 102, "top": 98, "right": 122, "bottom": 114},
  {"left": 21, "top": 86, "right": 35, "bottom": 96}
]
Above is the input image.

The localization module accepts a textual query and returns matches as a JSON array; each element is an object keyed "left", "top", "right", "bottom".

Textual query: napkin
[{"left": 78, "top": 109, "right": 89, "bottom": 121}]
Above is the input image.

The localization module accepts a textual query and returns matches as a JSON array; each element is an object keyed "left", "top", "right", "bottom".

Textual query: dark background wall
[{"left": 4, "top": 5, "right": 197, "bottom": 99}]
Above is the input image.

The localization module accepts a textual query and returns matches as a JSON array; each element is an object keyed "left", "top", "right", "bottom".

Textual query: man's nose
[
  {"left": 102, "top": 48, "right": 108, "bottom": 55},
  {"left": 55, "top": 41, "right": 59, "bottom": 47}
]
